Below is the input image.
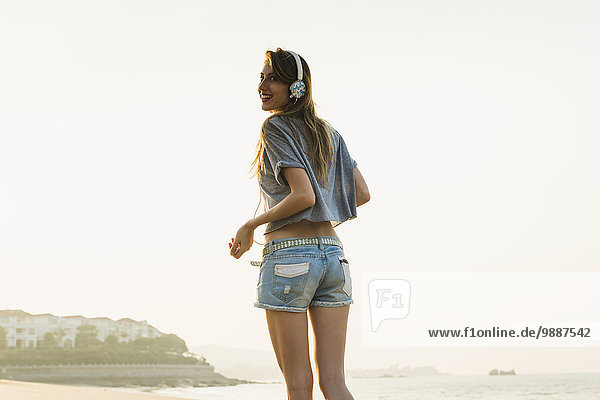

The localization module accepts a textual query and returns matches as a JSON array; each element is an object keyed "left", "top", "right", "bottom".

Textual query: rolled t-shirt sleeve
[
  {"left": 339, "top": 134, "right": 358, "bottom": 168},
  {"left": 263, "top": 121, "right": 305, "bottom": 186}
]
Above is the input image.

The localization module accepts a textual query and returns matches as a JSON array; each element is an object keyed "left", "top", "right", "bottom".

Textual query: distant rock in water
[
  {"left": 489, "top": 368, "right": 516, "bottom": 375},
  {"left": 376, "top": 373, "right": 400, "bottom": 378}
]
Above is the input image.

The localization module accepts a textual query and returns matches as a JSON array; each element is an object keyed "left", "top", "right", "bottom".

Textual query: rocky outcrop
[{"left": 0, "top": 363, "right": 250, "bottom": 387}]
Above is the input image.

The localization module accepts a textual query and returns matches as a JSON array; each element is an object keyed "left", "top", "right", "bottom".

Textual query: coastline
[
  {"left": 0, "top": 363, "right": 248, "bottom": 387},
  {"left": 0, "top": 379, "right": 185, "bottom": 400}
]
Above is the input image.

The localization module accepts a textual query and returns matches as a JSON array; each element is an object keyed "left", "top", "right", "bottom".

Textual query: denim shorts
[{"left": 254, "top": 236, "right": 353, "bottom": 313}]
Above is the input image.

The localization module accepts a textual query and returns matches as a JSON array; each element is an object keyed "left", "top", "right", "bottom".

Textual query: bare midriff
[{"left": 264, "top": 219, "right": 338, "bottom": 242}]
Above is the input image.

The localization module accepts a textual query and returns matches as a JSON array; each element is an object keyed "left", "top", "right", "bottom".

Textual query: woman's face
[{"left": 258, "top": 62, "right": 290, "bottom": 112}]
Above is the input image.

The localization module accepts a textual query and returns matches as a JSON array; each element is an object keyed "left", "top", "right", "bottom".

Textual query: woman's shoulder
[
  {"left": 263, "top": 114, "right": 304, "bottom": 137},
  {"left": 264, "top": 114, "right": 300, "bottom": 127},
  {"left": 263, "top": 114, "right": 339, "bottom": 143}
]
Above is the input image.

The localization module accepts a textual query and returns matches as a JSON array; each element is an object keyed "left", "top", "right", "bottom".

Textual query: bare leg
[
  {"left": 308, "top": 305, "right": 355, "bottom": 400},
  {"left": 266, "top": 309, "right": 313, "bottom": 400}
]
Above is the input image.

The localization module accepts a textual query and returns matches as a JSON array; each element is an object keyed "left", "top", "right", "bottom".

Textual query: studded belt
[{"left": 262, "top": 236, "right": 343, "bottom": 256}]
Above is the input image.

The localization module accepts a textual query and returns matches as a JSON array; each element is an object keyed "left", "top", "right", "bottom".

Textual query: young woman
[{"left": 229, "top": 48, "right": 370, "bottom": 400}]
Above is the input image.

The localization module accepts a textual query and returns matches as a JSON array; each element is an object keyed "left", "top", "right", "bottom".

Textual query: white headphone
[{"left": 287, "top": 50, "right": 306, "bottom": 99}]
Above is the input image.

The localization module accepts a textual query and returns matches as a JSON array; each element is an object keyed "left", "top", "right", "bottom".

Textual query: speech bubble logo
[{"left": 368, "top": 279, "right": 411, "bottom": 332}]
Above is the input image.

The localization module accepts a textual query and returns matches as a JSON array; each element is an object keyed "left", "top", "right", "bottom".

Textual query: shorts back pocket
[{"left": 272, "top": 262, "right": 310, "bottom": 302}]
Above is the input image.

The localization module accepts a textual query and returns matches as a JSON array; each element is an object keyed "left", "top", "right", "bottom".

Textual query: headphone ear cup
[{"left": 289, "top": 80, "right": 306, "bottom": 99}]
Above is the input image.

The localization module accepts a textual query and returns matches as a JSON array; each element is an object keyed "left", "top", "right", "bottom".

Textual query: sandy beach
[{"left": 0, "top": 379, "right": 183, "bottom": 400}]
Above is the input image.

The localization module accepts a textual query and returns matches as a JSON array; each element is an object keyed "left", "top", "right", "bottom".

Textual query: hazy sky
[{"left": 1, "top": 1, "right": 599, "bottom": 374}]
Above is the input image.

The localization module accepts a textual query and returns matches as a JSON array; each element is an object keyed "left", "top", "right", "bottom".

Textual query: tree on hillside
[
  {"left": 55, "top": 328, "right": 67, "bottom": 347},
  {"left": 75, "top": 324, "right": 101, "bottom": 348},
  {"left": 0, "top": 326, "right": 7, "bottom": 350},
  {"left": 128, "top": 334, "right": 188, "bottom": 354},
  {"left": 39, "top": 332, "right": 59, "bottom": 349},
  {"left": 104, "top": 335, "right": 120, "bottom": 346},
  {"left": 131, "top": 337, "right": 154, "bottom": 351},
  {"left": 155, "top": 334, "right": 188, "bottom": 354}
]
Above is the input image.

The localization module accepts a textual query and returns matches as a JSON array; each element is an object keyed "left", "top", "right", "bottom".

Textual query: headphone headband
[{"left": 287, "top": 50, "right": 303, "bottom": 81}]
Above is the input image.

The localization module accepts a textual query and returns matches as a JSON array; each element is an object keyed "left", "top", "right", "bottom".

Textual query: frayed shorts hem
[
  {"left": 254, "top": 301, "right": 308, "bottom": 313},
  {"left": 310, "top": 299, "right": 353, "bottom": 307},
  {"left": 253, "top": 300, "right": 353, "bottom": 313}
]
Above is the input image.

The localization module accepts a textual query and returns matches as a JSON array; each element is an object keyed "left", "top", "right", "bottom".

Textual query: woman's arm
[
  {"left": 248, "top": 165, "right": 370, "bottom": 229},
  {"left": 245, "top": 167, "right": 315, "bottom": 229},
  {"left": 354, "top": 166, "right": 370, "bottom": 206},
  {"left": 230, "top": 167, "right": 313, "bottom": 257}
]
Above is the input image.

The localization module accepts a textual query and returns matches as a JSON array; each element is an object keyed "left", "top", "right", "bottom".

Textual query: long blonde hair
[{"left": 249, "top": 48, "right": 334, "bottom": 189}]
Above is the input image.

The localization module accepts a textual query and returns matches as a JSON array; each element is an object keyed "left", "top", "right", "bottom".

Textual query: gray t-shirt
[{"left": 259, "top": 115, "right": 358, "bottom": 234}]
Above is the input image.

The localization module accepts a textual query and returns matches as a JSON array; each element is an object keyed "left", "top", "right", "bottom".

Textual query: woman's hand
[{"left": 229, "top": 222, "right": 255, "bottom": 259}]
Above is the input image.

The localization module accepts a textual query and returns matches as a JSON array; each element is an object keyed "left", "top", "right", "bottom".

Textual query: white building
[{"left": 0, "top": 310, "right": 162, "bottom": 349}]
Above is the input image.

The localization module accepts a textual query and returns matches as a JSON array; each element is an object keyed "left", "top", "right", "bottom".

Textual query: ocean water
[{"left": 112, "top": 373, "right": 600, "bottom": 400}]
